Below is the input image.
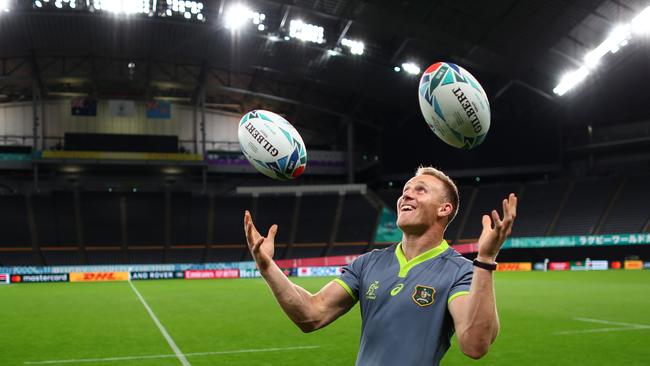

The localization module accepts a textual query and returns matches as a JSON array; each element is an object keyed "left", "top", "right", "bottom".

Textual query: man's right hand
[{"left": 244, "top": 210, "right": 277, "bottom": 271}]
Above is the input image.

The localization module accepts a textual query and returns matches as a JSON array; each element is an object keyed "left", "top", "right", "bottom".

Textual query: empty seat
[{"left": 553, "top": 179, "right": 617, "bottom": 235}]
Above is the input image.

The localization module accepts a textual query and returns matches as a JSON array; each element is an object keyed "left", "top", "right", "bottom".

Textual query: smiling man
[{"left": 244, "top": 166, "right": 517, "bottom": 366}]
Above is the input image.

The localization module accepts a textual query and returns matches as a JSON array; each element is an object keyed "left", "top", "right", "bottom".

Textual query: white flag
[{"left": 109, "top": 100, "right": 136, "bottom": 117}]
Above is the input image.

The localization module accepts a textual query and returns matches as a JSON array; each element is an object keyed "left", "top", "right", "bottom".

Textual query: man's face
[{"left": 396, "top": 175, "right": 450, "bottom": 234}]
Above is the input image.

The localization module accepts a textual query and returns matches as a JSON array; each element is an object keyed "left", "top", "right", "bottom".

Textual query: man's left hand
[{"left": 476, "top": 193, "right": 518, "bottom": 263}]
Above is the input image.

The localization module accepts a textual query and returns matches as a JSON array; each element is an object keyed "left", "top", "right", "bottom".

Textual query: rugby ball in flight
[
  {"left": 418, "top": 62, "right": 490, "bottom": 149},
  {"left": 237, "top": 110, "right": 307, "bottom": 180}
]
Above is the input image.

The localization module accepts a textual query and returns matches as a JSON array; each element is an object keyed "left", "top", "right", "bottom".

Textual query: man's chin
[{"left": 397, "top": 221, "right": 425, "bottom": 235}]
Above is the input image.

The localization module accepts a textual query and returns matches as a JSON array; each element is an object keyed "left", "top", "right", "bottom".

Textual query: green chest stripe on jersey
[{"left": 395, "top": 240, "right": 449, "bottom": 278}]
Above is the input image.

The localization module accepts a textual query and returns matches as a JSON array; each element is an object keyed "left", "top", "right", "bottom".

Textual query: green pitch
[{"left": 1, "top": 271, "right": 649, "bottom": 366}]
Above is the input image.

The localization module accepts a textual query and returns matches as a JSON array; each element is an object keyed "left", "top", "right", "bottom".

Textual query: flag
[
  {"left": 108, "top": 100, "right": 136, "bottom": 117},
  {"left": 71, "top": 98, "right": 97, "bottom": 116},
  {"left": 146, "top": 100, "right": 171, "bottom": 119}
]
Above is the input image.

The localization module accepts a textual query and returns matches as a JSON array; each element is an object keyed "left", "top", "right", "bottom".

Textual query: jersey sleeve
[
  {"left": 448, "top": 260, "right": 473, "bottom": 304},
  {"left": 333, "top": 253, "right": 367, "bottom": 302}
]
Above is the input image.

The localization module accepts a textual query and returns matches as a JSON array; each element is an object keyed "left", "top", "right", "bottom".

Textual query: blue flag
[{"left": 146, "top": 100, "right": 171, "bottom": 119}]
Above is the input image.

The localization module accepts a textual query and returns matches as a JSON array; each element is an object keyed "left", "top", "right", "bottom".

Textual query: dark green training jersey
[{"left": 334, "top": 240, "right": 473, "bottom": 366}]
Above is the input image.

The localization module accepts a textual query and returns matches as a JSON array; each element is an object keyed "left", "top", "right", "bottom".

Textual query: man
[{"left": 243, "top": 166, "right": 517, "bottom": 365}]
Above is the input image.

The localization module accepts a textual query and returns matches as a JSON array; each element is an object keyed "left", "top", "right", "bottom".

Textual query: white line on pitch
[
  {"left": 128, "top": 280, "right": 192, "bottom": 366},
  {"left": 554, "top": 327, "right": 650, "bottom": 335},
  {"left": 573, "top": 317, "right": 650, "bottom": 328},
  {"left": 553, "top": 317, "right": 650, "bottom": 335},
  {"left": 24, "top": 345, "right": 321, "bottom": 365}
]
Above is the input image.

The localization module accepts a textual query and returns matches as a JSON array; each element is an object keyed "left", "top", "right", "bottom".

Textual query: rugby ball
[
  {"left": 418, "top": 62, "right": 490, "bottom": 149},
  {"left": 237, "top": 110, "right": 307, "bottom": 180}
]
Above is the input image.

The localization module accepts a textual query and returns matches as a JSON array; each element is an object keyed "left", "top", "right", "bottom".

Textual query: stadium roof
[{"left": 1, "top": 0, "right": 649, "bottom": 173}]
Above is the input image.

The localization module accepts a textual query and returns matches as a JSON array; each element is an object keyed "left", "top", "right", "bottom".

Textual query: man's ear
[{"left": 438, "top": 202, "right": 453, "bottom": 219}]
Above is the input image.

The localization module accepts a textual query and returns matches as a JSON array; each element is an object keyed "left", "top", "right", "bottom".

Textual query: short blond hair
[{"left": 415, "top": 166, "right": 459, "bottom": 226}]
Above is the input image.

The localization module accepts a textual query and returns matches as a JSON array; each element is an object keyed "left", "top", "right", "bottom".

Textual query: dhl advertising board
[
  {"left": 496, "top": 262, "right": 532, "bottom": 272},
  {"left": 69, "top": 272, "right": 130, "bottom": 282}
]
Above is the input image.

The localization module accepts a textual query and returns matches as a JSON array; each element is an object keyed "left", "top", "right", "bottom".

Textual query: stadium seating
[
  {"left": 0, "top": 195, "right": 31, "bottom": 248},
  {"left": 294, "top": 194, "right": 339, "bottom": 244},
  {"left": 167, "top": 248, "right": 204, "bottom": 263},
  {"left": 461, "top": 183, "right": 521, "bottom": 239},
  {"left": 0, "top": 251, "right": 37, "bottom": 266},
  {"left": 254, "top": 194, "right": 296, "bottom": 245},
  {"left": 552, "top": 179, "right": 617, "bottom": 235},
  {"left": 0, "top": 175, "right": 647, "bottom": 267},
  {"left": 600, "top": 176, "right": 650, "bottom": 234},
  {"left": 128, "top": 249, "right": 164, "bottom": 264},
  {"left": 445, "top": 185, "right": 474, "bottom": 242},
  {"left": 512, "top": 181, "right": 567, "bottom": 237},
  {"left": 86, "top": 250, "right": 124, "bottom": 265},
  {"left": 41, "top": 250, "right": 81, "bottom": 266},
  {"left": 81, "top": 192, "right": 122, "bottom": 246},
  {"left": 213, "top": 195, "right": 252, "bottom": 245},
  {"left": 126, "top": 193, "right": 165, "bottom": 246},
  {"left": 336, "top": 193, "right": 379, "bottom": 244}
]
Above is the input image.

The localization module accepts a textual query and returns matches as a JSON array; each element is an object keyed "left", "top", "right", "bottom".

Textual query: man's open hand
[
  {"left": 243, "top": 210, "right": 277, "bottom": 270},
  {"left": 477, "top": 193, "right": 517, "bottom": 262}
]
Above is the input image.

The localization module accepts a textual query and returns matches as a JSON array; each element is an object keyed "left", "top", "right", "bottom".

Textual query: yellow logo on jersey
[
  {"left": 365, "top": 281, "right": 380, "bottom": 300},
  {"left": 390, "top": 284, "right": 404, "bottom": 296}
]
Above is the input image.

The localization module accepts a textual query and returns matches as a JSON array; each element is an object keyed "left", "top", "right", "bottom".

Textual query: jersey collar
[{"left": 395, "top": 240, "right": 449, "bottom": 278}]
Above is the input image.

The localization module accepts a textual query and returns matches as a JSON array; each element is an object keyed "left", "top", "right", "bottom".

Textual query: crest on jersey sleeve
[{"left": 412, "top": 285, "right": 436, "bottom": 307}]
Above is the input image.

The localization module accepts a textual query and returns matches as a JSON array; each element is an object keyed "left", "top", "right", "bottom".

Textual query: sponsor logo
[
  {"left": 184, "top": 269, "right": 239, "bottom": 279},
  {"left": 390, "top": 283, "right": 404, "bottom": 296},
  {"left": 589, "top": 260, "right": 609, "bottom": 271},
  {"left": 412, "top": 285, "right": 436, "bottom": 307},
  {"left": 296, "top": 266, "right": 343, "bottom": 277},
  {"left": 0, "top": 273, "right": 8, "bottom": 284},
  {"left": 624, "top": 260, "right": 643, "bottom": 270},
  {"left": 365, "top": 281, "right": 380, "bottom": 300},
  {"left": 244, "top": 121, "right": 279, "bottom": 157},
  {"left": 130, "top": 271, "right": 184, "bottom": 280},
  {"left": 70, "top": 272, "right": 129, "bottom": 282},
  {"left": 240, "top": 269, "right": 264, "bottom": 278},
  {"left": 496, "top": 262, "right": 532, "bottom": 272},
  {"left": 549, "top": 262, "right": 570, "bottom": 271},
  {"left": 452, "top": 87, "right": 482, "bottom": 133},
  {"left": 10, "top": 274, "right": 69, "bottom": 283}
]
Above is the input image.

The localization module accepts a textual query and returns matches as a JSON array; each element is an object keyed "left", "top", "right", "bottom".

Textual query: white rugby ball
[
  {"left": 237, "top": 110, "right": 307, "bottom": 180},
  {"left": 418, "top": 62, "right": 490, "bottom": 149}
]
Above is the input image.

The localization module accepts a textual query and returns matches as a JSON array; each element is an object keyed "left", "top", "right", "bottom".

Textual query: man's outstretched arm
[
  {"left": 449, "top": 193, "right": 517, "bottom": 359},
  {"left": 244, "top": 210, "right": 356, "bottom": 332}
]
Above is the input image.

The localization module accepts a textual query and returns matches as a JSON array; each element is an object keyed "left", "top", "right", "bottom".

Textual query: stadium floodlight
[
  {"left": 34, "top": 0, "right": 43, "bottom": 7},
  {"left": 289, "top": 19, "right": 325, "bottom": 44},
  {"left": 554, "top": 6, "right": 650, "bottom": 96},
  {"left": 224, "top": 5, "right": 265, "bottom": 30},
  {"left": 224, "top": 4, "right": 252, "bottom": 29},
  {"left": 394, "top": 66, "right": 401, "bottom": 72},
  {"left": 401, "top": 62, "right": 421, "bottom": 75},
  {"left": 0, "top": 0, "right": 8, "bottom": 12},
  {"left": 341, "top": 38, "right": 364, "bottom": 55},
  {"left": 553, "top": 66, "right": 589, "bottom": 96},
  {"left": 93, "top": 0, "right": 150, "bottom": 15},
  {"left": 327, "top": 49, "right": 340, "bottom": 57},
  {"left": 632, "top": 6, "right": 650, "bottom": 34},
  {"left": 583, "top": 26, "right": 631, "bottom": 69}
]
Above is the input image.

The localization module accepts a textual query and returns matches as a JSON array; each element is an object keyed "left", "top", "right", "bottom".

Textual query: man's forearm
[
  {"left": 259, "top": 261, "right": 320, "bottom": 332},
  {"left": 460, "top": 260, "right": 500, "bottom": 357}
]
